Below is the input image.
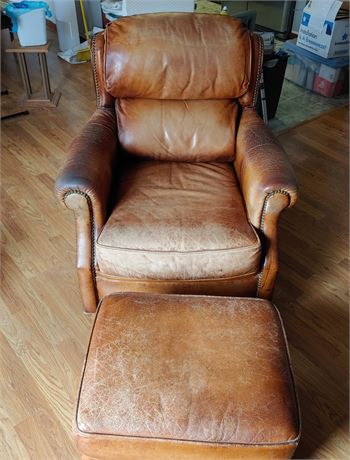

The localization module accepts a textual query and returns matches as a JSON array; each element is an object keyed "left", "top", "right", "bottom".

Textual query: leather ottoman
[{"left": 75, "top": 293, "right": 300, "bottom": 459}]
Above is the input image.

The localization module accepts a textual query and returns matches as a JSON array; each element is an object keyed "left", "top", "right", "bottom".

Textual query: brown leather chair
[{"left": 56, "top": 13, "right": 297, "bottom": 313}]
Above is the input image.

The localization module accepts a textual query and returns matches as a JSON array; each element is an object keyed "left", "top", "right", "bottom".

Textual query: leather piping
[
  {"left": 273, "top": 303, "right": 302, "bottom": 446},
  {"left": 63, "top": 189, "right": 98, "bottom": 297},
  {"left": 96, "top": 242, "right": 261, "bottom": 254},
  {"left": 96, "top": 270, "right": 259, "bottom": 282},
  {"left": 256, "top": 190, "right": 291, "bottom": 295}
]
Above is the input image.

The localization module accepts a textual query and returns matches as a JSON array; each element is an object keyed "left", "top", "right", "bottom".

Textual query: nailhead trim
[
  {"left": 252, "top": 35, "right": 264, "bottom": 107},
  {"left": 91, "top": 35, "right": 101, "bottom": 108},
  {"left": 63, "top": 190, "right": 97, "bottom": 296},
  {"left": 259, "top": 189, "right": 290, "bottom": 232},
  {"left": 256, "top": 189, "right": 291, "bottom": 296}
]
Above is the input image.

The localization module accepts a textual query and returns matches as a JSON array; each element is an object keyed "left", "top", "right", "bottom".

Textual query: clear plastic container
[{"left": 284, "top": 39, "right": 349, "bottom": 97}]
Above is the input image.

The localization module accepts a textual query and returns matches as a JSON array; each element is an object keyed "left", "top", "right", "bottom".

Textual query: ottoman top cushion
[{"left": 76, "top": 293, "right": 299, "bottom": 446}]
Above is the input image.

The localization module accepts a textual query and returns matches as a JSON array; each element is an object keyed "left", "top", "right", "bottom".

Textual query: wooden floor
[{"left": 1, "top": 30, "right": 349, "bottom": 459}]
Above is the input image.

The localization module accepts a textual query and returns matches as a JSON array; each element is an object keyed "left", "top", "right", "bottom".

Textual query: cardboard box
[{"left": 297, "top": 0, "right": 349, "bottom": 58}]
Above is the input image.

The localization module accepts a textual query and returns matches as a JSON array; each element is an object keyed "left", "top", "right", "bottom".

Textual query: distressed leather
[
  {"left": 234, "top": 108, "right": 298, "bottom": 299},
  {"left": 55, "top": 108, "right": 117, "bottom": 233},
  {"left": 75, "top": 293, "right": 300, "bottom": 459},
  {"left": 96, "top": 160, "right": 261, "bottom": 279},
  {"left": 234, "top": 108, "right": 298, "bottom": 230},
  {"left": 116, "top": 99, "right": 238, "bottom": 162},
  {"left": 55, "top": 14, "right": 297, "bottom": 312},
  {"left": 104, "top": 14, "right": 252, "bottom": 100}
]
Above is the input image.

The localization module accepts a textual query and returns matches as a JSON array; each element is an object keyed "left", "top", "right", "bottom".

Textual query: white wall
[{"left": 46, "top": 0, "right": 103, "bottom": 31}]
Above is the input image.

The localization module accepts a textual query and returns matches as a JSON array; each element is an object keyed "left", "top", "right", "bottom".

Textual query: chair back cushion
[
  {"left": 93, "top": 13, "right": 262, "bottom": 162},
  {"left": 116, "top": 98, "right": 238, "bottom": 161}
]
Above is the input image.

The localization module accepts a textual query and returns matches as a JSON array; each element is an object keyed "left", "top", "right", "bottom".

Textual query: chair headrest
[{"left": 104, "top": 13, "right": 252, "bottom": 100}]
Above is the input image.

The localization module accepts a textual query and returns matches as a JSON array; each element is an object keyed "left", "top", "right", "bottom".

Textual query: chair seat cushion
[
  {"left": 75, "top": 293, "right": 300, "bottom": 459},
  {"left": 96, "top": 160, "right": 261, "bottom": 280}
]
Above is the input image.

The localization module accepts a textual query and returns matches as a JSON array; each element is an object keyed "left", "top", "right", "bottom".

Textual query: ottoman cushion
[{"left": 75, "top": 293, "right": 300, "bottom": 459}]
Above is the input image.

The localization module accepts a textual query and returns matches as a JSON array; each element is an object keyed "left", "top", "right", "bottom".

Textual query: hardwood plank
[{"left": 276, "top": 105, "right": 349, "bottom": 459}]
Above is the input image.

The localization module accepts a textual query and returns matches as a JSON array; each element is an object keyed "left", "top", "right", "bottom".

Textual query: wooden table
[{"left": 6, "top": 40, "right": 60, "bottom": 108}]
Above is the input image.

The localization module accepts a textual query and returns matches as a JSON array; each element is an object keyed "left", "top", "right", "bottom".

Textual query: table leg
[
  {"left": 17, "top": 53, "right": 32, "bottom": 98},
  {"left": 38, "top": 52, "right": 52, "bottom": 100}
]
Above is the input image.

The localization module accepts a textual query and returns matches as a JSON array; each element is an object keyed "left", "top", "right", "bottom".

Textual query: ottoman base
[
  {"left": 77, "top": 435, "right": 298, "bottom": 460},
  {"left": 75, "top": 293, "right": 300, "bottom": 459}
]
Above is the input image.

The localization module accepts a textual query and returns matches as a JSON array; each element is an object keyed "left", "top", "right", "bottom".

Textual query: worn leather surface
[
  {"left": 96, "top": 272, "right": 259, "bottom": 298},
  {"left": 76, "top": 293, "right": 300, "bottom": 458},
  {"left": 116, "top": 99, "right": 238, "bottom": 162},
  {"left": 56, "top": 14, "right": 298, "bottom": 312},
  {"left": 104, "top": 14, "right": 251, "bottom": 99},
  {"left": 55, "top": 108, "right": 117, "bottom": 233},
  {"left": 96, "top": 160, "right": 261, "bottom": 279},
  {"left": 234, "top": 108, "right": 298, "bottom": 229}
]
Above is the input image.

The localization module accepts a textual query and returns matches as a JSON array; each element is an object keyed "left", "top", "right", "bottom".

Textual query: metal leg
[
  {"left": 38, "top": 53, "right": 52, "bottom": 100},
  {"left": 17, "top": 53, "right": 32, "bottom": 97},
  {"left": 259, "top": 72, "right": 268, "bottom": 125},
  {"left": 1, "top": 110, "right": 29, "bottom": 121}
]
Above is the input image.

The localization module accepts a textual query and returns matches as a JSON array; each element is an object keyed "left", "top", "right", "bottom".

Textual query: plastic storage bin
[
  {"left": 17, "top": 8, "right": 47, "bottom": 46},
  {"left": 283, "top": 39, "right": 349, "bottom": 98},
  {"left": 5, "top": 1, "right": 51, "bottom": 47}
]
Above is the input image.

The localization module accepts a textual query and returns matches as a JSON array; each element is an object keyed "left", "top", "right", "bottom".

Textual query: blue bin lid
[
  {"left": 283, "top": 39, "right": 349, "bottom": 68},
  {"left": 4, "top": 1, "right": 52, "bottom": 33}
]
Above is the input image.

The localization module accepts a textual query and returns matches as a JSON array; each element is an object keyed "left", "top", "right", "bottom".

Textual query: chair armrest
[
  {"left": 234, "top": 108, "right": 298, "bottom": 299},
  {"left": 234, "top": 108, "right": 298, "bottom": 230},
  {"left": 55, "top": 108, "right": 117, "bottom": 313},
  {"left": 55, "top": 108, "right": 117, "bottom": 232}
]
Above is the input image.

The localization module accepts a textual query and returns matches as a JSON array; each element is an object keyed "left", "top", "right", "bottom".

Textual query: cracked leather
[
  {"left": 55, "top": 14, "right": 298, "bottom": 312},
  {"left": 75, "top": 293, "right": 300, "bottom": 459},
  {"left": 234, "top": 108, "right": 298, "bottom": 230}
]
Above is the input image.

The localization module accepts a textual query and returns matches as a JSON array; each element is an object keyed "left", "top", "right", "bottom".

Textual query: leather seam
[
  {"left": 272, "top": 303, "right": 302, "bottom": 443},
  {"left": 63, "top": 190, "right": 98, "bottom": 298},
  {"left": 256, "top": 190, "right": 291, "bottom": 295},
  {"left": 95, "top": 242, "right": 261, "bottom": 254},
  {"left": 95, "top": 271, "right": 259, "bottom": 282},
  {"left": 76, "top": 428, "right": 300, "bottom": 447}
]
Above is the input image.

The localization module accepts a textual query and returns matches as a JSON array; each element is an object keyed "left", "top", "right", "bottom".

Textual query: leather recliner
[{"left": 55, "top": 13, "right": 298, "bottom": 313}]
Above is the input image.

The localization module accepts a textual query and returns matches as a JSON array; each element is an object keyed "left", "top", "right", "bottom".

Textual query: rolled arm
[
  {"left": 55, "top": 108, "right": 117, "bottom": 313},
  {"left": 234, "top": 108, "right": 298, "bottom": 230},
  {"left": 234, "top": 108, "right": 298, "bottom": 299},
  {"left": 55, "top": 107, "right": 117, "bottom": 232}
]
